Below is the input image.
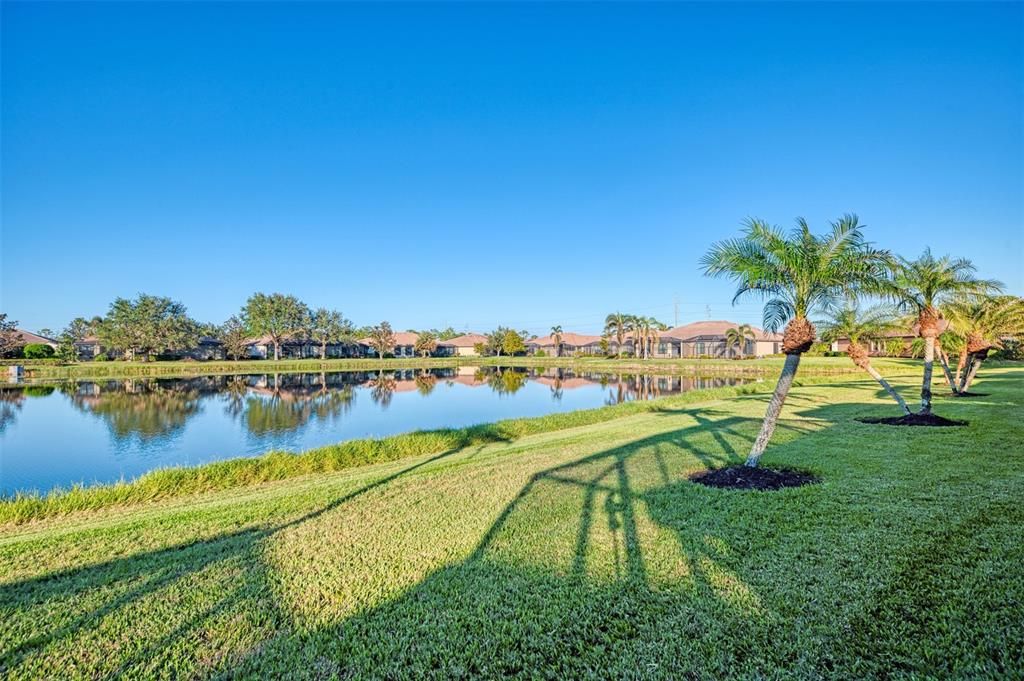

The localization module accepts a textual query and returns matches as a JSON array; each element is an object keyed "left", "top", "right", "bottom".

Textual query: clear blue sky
[{"left": 2, "top": 1, "right": 1021, "bottom": 336}]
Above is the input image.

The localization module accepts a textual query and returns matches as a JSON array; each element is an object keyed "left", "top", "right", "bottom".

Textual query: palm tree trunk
[
  {"left": 746, "top": 352, "right": 801, "bottom": 467},
  {"left": 864, "top": 363, "right": 912, "bottom": 415},
  {"left": 321, "top": 342, "right": 327, "bottom": 360},
  {"left": 955, "top": 347, "right": 969, "bottom": 386},
  {"left": 936, "top": 347, "right": 959, "bottom": 394},
  {"left": 920, "top": 335, "right": 935, "bottom": 414},
  {"left": 963, "top": 357, "right": 983, "bottom": 392},
  {"left": 957, "top": 352, "right": 974, "bottom": 392},
  {"left": 274, "top": 341, "right": 280, "bottom": 361}
]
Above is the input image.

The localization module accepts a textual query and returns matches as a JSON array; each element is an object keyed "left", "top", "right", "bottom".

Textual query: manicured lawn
[
  {"left": 1, "top": 368, "right": 1021, "bottom": 678},
  {"left": 11, "top": 354, "right": 917, "bottom": 381}
]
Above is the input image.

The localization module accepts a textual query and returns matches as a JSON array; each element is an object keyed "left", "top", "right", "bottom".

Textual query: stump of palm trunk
[
  {"left": 847, "top": 342, "right": 869, "bottom": 370},
  {"left": 782, "top": 318, "right": 816, "bottom": 355},
  {"left": 919, "top": 306, "right": 941, "bottom": 339}
]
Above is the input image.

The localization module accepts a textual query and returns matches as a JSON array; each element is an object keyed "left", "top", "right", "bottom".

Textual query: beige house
[
  {"left": 437, "top": 333, "right": 489, "bottom": 357},
  {"left": 661, "top": 321, "right": 782, "bottom": 358},
  {"left": 526, "top": 332, "right": 604, "bottom": 356},
  {"left": 357, "top": 331, "right": 420, "bottom": 358}
]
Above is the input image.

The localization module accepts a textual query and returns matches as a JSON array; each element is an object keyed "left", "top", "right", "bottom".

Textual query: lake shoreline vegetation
[{"left": 1, "top": 373, "right": 829, "bottom": 524}]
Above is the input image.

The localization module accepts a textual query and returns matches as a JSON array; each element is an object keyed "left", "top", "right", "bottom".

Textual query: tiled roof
[
  {"left": 357, "top": 331, "right": 420, "bottom": 346},
  {"left": 438, "top": 333, "right": 488, "bottom": 347},
  {"left": 14, "top": 329, "right": 57, "bottom": 346},
  {"left": 661, "top": 321, "right": 781, "bottom": 342},
  {"left": 527, "top": 332, "right": 603, "bottom": 347}
]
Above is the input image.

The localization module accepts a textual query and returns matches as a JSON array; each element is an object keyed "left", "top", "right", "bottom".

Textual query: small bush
[
  {"left": 92, "top": 354, "right": 109, "bottom": 362},
  {"left": 534, "top": 350, "right": 548, "bottom": 358},
  {"left": 22, "top": 344, "right": 55, "bottom": 359}
]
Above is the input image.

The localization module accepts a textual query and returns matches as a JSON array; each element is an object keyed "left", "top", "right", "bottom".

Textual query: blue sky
[{"left": 2, "top": 1, "right": 1021, "bottom": 336}]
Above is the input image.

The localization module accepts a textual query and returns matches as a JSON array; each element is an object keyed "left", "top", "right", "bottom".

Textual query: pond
[{"left": 0, "top": 367, "right": 754, "bottom": 495}]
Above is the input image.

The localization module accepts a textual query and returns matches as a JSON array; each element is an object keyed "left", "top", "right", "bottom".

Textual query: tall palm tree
[
  {"left": 724, "top": 324, "right": 755, "bottom": 358},
  {"left": 604, "top": 313, "right": 629, "bottom": 358},
  {"left": 818, "top": 304, "right": 911, "bottom": 414},
  {"left": 702, "top": 215, "right": 891, "bottom": 467},
  {"left": 943, "top": 295, "right": 1024, "bottom": 392},
  {"left": 891, "top": 250, "right": 1001, "bottom": 413},
  {"left": 550, "top": 325, "right": 563, "bottom": 358}
]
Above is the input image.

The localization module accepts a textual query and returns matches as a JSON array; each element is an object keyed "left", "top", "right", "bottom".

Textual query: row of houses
[
  {"left": 14, "top": 319, "right": 940, "bottom": 361},
  {"left": 61, "top": 323, "right": 784, "bottom": 360}
]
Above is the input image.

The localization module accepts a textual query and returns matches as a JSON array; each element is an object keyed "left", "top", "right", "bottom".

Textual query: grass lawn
[
  {"left": 9, "top": 354, "right": 918, "bottom": 382},
  {"left": 1, "top": 367, "right": 1021, "bottom": 678}
]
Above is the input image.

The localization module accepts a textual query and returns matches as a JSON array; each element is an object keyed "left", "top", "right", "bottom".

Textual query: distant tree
[
  {"left": 367, "top": 322, "right": 396, "bottom": 359},
  {"left": 604, "top": 312, "right": 630, "bottom": 358},
  {"left": 891, "top": 250, "right": 1002, "bottom": 413},
  {"left": 433, "top": 327, "right": 459, "bottom": 341},
  {"left": 724, "top": 324, "right": 756, "bottom": 358},
  {"left": 36, "top": 328, "right": 55, "bottom": 340},
  {"left": 0, "top": 314, "right": 23, "bottom": 357},
  {"left": 310, "top": 308, "right": 353, "bottom": 359},
  {"left": 54, "top": 332, "right": 78, "bottom": 364},
  {"left": 819, "top": 304, "right": 911, "bottom": 414},
  {"left": 415, "top": 331, "right": 438, "bottom": 357},
  {"left": 64, "top": 317, "right": 98, "bottom": 341},
  {"left": 599, "top": 336, "right": 610, "bottom": 356},
  {"left": 240, "top": 293, "right": 310, "bottom": 361},
  {"left": 96, "top": 294, "right": 200, "bottom": 361},
  {"left": 219, "top": 316, "right": 252, "bottom": 361},
  {"left": 501, "top": 329, "right": 527, "bottom": 356},
  {"left": 551, "top": 325, "right": 563, "bottom": 357},
  {"left": 943, "top": 295, "right": 1024, "bottom": 392}
]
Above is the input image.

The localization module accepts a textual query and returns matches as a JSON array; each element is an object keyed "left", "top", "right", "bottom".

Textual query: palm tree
[
  {"left": 891, "top": 250, "right": 1002, "bottom": 413},
  {"left": 604, "top": 313, "right": 629, "bottom": 358},
  {"left": 550, "top": 325, "right": 563, "bottom": 358},
  {"left": 943, "top": 295, "right": 1024, "bottom": 392},
  {"left": 702, "top": 215, "right": 891, "bottom": 467},
  {"left": 724, "top": 324, "right": 755, "bottom": 359},
  {"left": 818, "top": 304, "right": 911, "bottom": 414}
]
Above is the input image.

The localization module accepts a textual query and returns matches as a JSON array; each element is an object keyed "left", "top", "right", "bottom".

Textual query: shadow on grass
[{"left": 3, "top": 373, "right": 1022, "bottom": 678}]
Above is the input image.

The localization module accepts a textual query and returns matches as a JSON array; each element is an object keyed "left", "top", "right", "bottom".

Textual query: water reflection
[{"left": 3, "top": 367, "right": 753, "bottom": 494}]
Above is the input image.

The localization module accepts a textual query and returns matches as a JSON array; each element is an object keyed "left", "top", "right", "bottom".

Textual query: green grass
[
  {"left": 12, "top": 354, "right": 920, "bottom": 381},
  {"left": 1, "top": 368, "right": 1021, "bottom": 678}
]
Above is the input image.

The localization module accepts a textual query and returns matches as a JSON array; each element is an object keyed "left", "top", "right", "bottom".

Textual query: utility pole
[{"left": 705, "top": 305, "right": 711, "bottom": 320}]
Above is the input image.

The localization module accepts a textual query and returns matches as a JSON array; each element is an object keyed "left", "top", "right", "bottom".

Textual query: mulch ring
[
  {"left": 949, "top": 391, "right": 989, "bottom": 398},
  {"left": 690, "top": 466, "right": 818, "bottom": 491},
  {"left": 857, "top": 413, "right": 967, "bottom": 427}
]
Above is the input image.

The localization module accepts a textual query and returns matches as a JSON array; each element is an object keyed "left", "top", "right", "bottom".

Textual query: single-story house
[
  {"left": 356, "top": 331, "right": 421, "bottom": 358},
  {"left": 9, "top": 329, "right": 58, "bottom": 353},
  {"left": 74, "top": 335, "right": 106, "bottom": 360},
  {"left": 830, "top": 319, "right": 950, "bottom": 357},
  {"left": 526, "top": 333, "right": 604, "bottom": 357},
  {"left": 245, "top": 335, "right": 363, "bottom": 359},
  {"left": 660, "top": 321, "right": 782, "bottom": 358},
  {"left": 437, "top": 333, "right": 489, "bottom": 357}
]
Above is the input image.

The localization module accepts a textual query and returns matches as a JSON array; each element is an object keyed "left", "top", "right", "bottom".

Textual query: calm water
[{"left": 0, "top": 367, "right": 752, "bottom": 495}]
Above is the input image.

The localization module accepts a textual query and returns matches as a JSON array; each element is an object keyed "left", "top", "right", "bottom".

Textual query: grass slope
[
  {"left": 1, "top": 368, "right": 1021, "bottom": 678},
  {"left": 12, "top": 354, "right": 918, "bottom": 381}
]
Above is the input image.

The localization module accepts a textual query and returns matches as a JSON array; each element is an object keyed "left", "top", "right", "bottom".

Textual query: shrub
[
  {"left": 22, "top": 344, "right": 55, "bottom": 359},
  {"left": 534, "top": 350, "right": 548, "bottom": 358},
  {"left": 92, "top": 354, "right": 109, "bottom": 362}
]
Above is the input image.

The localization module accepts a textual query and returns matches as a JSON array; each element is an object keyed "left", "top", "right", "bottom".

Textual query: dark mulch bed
[
  {"left": 857, "top": 413, "right": 967, "bottom": 427},
  {"left": 690, "top": 466, "right": 818, "bottom": 491},
  {"left": 949, "top": 391, "right": 989, "bottom": 398}
]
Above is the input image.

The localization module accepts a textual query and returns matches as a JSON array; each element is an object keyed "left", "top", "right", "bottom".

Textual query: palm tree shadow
[
  {"left": 235, "top": 413, "right": 803, "bottom": 677},
  {"left": 0, "top": 443, "right": 467, "bottom": 676}
]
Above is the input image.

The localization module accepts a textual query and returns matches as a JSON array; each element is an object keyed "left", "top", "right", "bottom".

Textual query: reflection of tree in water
[
  {"left": 476, "top": 367, "right": 528, "bottom": 396},
  {"left": 414, "top": 371, "right": 438, "bottom": 396},
  {"left": 241, "top": 374, "right": 356, "bottom": 435},
  {"left": 0, "top": 388, "right": 26, "bottom": 433},
  {"left": 368, "top": 371, "right": 398, "bottom": 409},
  {"left": 68, "top": 380, "right": 202, "bottom": 441}
]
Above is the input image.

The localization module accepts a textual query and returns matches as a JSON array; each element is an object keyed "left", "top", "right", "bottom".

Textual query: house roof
[
  {"left": 357, "top": 331, "right": 420, "bottom": 346},
  {"left": 527, "top": 332, "right": 603, "bottom": 347},
  {"left": 661, "top": 321, "right": 781, "bottom": 342},
  {"left": 75, "top": 335, "right": 101, "bottom": 345},
  {"left": 14, "top": 329, "right": 57, "bottom": 346},
  {"left": 438, "top": 333, "right": 488, "bottom": 347}
]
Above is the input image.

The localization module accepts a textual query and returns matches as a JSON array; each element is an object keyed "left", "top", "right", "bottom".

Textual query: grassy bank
[
  {"left": 1, "top": 379, "right": 793, "bottom": 523},
  {"left": 1, "top": 369, "right": 1021, "bottom": 678},
  {"left": 14, "top": 354, "right": 918, "bottom": 381}
]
